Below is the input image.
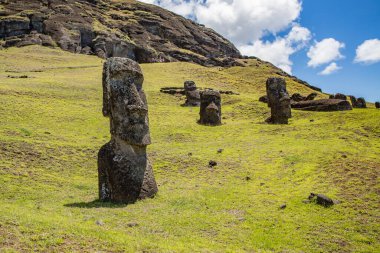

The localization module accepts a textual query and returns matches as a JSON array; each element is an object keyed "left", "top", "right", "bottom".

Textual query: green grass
[{"left": 0, "top": 46, "right": 379, "bottom": 252}]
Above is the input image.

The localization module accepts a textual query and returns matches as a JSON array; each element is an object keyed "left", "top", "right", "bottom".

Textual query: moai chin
[
  {"left": 98, "top": 57, "right": 158, "bottom": 203},
  {"left": 183, "top": 80, "right": 200, "bottom": 106},
  {"left": 199, "top": 90, "right": 222, "bottom": 126},
  {"left": 266, "top": 77, "right": 291, "bottom": 124}
]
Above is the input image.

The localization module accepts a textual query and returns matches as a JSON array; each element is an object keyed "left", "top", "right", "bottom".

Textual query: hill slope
[
  {"left": 0, "top": 0, "right": 241, "bottom": 66},
  {"left": 0, "top": 46, "right": 379, "bottom": 252}
]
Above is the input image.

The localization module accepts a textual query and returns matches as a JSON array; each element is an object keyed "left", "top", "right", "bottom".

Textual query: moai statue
[
  {"left": 266, "top": 77, "right": 291, "bottom": 124},
  {"left": 183, "top": 80, "right": 200, "bottom": 106},
  {"left": 356, "top": 97, "right": 367, "bottom": 108},
  {"left": 375, "top": 102, "right": 380, "bottom": 109},
  {"left": 98, "top": 57, "right": 158, "bottom": 203},
  {"left": 199, "top": 90, "right": 222, "bottom": 126},
  {"left": 350, "top": 96, "right": 358, "bottom": 107}
]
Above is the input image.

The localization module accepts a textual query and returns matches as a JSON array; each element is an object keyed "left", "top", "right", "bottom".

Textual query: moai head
[
  {"left": 375, "top": 102, "right": 380, "bottom": 109},
  {"left": 266, "top": 77, "right": 291, "bottom": 124},
  {"left": 357, "top": 97, "right": 367, "bottom": 108},
  {"left": 199, "top": 90, "right": 222, "bottom": 125},
  {"left": 102, "top": 57, "right": 151, "bottom": 146},
  {"left": 184, "top": 81, "right": 197, "bottom": 91},
  {"left": 350, "top": 96, "right": 357, "bottom": 107}
]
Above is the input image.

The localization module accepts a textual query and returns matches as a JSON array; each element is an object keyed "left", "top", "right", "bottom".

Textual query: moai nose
[{"left": 206, "top": 102, "right": 219, "bottom": 112}]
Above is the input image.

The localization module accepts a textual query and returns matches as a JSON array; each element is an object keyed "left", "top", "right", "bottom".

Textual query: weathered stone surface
[
  {"left": 183, "top": 81, "right": 200, "bottom": 107},
  {"left": 305, "top": 93, "right": 318, "bottom": 101},
  {"left": 350, "top": 96, "right": 366, "bottom": 108},
  {"left": 334, "top": 93, "right": 347, "bottom": 100},
  {"left": 199, "top": 90, "right": 222, "bottom": 126},
  {"left": 266, "top": 78, "right": 291, "bottom": 124},
  {"left": 292, "top": 99, "right": 352, "bottom": 111},
  {"left": 356, "top": 98, "right": 367, "bottom": 108},
  {"left": 375, "top": 102, "right": 380, "bottom": 109},
  {"left": 291, "top": 93, "right": 306, "bottom": 102},
  {"left": 98, "top": 57, "right": 158, "bottom": 203}
]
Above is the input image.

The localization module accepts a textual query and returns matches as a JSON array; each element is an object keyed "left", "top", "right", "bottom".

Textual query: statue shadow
[{"left": 64, "top": 200, "right": 129, "bottom": 209}]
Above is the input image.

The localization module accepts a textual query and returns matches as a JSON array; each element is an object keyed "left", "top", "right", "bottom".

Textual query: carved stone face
[
  {"left": 266, "top": 78, "right": 291, "bottom": 124},
  {"left": 184, "top": 81, "right": 197, "bottom": 91},
  {"left": 199, "top": 90, "right": 222, "bottom": 125},
  {"left": 103, "top": 57, "right": 151, "bottom": 146}
]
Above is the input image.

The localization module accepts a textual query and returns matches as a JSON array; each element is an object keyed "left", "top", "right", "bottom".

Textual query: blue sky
[{"left": 139, "top": 0, "right": 380, "bottom": 102}]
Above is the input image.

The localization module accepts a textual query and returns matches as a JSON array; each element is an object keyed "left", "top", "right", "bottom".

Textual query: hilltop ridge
[{"left": 0, "top": 0, "right": 242, "bottom": 66}]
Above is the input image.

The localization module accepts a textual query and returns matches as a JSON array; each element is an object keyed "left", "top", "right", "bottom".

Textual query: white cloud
[
  {"left": 318, "top": 62, "right": 342, "bottom": 75},
  {"left": 239, "top": 25, "right": 311, "bottom": 74},
  {"left": 139, "top": 0, "right": 302, "bottom": 45},
  {"left": 138, "top": 0, "right": 314, "bottom": 74},
  {"left": 307, "top": 38, "right": 345, "bottom": 67},
  {"left": 354, "top": 39, "right": 380, "bottom": 64}
]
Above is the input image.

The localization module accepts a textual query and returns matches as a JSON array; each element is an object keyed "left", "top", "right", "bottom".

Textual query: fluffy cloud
[
  {"left": 239, "top": 26, "right": 311, "bottom": 74},
  {"left": 318, "top": 62, "right": 342, "bottom": 75},
  {"left": 354, "top": 39, "right": 380, "bottom": 64},
  {"left": 138, "top": 0, "right": 309, "bottom": 73},
  {"left": 139, "top": 0, "right": 302, "bottom": 45},
  {"left": 307, "top": 38, "right": 345, "bottom": 67}
]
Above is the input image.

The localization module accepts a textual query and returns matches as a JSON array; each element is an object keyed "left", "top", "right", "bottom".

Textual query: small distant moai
[
  {"left": 266, "top": 77, "right": 291, "bottom": 124},
  {"left": 350, "top": 96, "right": 358, "bottom": 107},
  {"left": 183, "top": 80, "right": 200, "bottom": 106},
  {"left": 98, "top": 57, "right": 158, "bottom": 203},
  {"left": 376, "top": 102, "right": 380, "bottom": 109},
  {"left": 356, "top": 97, "right": 367, "bottom": 108},
  {"left": 199, "top": 90, "right": 222, "bottom": 125}
]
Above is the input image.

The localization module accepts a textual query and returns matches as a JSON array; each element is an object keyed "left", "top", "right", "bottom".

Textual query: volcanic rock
[
  {"left": 199, "top": 90, "right": 222, "bottom": 126},
  {"left": 266, "top": 78, "right": 291, "bottom": 124},
  {"left": 292, "top": 99, "right": 352, "bottom": 111},
  {"left": 98, "top": 57, "right": 158, "bottom": 203}
]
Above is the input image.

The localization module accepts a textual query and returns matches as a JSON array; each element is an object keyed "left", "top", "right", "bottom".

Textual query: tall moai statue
[
  {"left": 266, "top": 77, "right": 291, "bottom": 124},
  {"left": 98, "top": 57, "right": 158, "bottom": 203},
  {"left": 199, "top": 90, "right": 222, "bottom": 126}
]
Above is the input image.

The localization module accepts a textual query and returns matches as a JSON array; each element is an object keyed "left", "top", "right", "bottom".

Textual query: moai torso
[
  {"left": 98, "top": 57, "right": 158, "bottom": 203},
  {"left": 183, "top": 80, "right": 200, "bottom": 106},
  {"left": 199, "top": 90, "right": 222, "bottom": 126},
  {"left": 266, "top": 78, "right": 291, "bottom": 124}
]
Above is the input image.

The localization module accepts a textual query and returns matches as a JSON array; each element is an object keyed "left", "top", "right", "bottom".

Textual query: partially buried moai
[
  {"left": 183, "top": 80, "right": 200, "bottom": 106},
  {"left": 98, "top": 57, "right": 158, "bottom": 203},
  {"left": 199, "top": 90, "right": 222, "bottom": 125},
  {"left": 266, "top": 77, "right": 291, "bottom": 124}
]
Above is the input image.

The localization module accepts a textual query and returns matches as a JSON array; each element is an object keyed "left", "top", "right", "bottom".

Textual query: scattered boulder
[
  {"left": 217, "top": 149, "right": 223, "bottom": 154},
  {"left": 183, "top": 81, "right": 200, "bottom": 107},
  {"left": 98, "top": 57, "right": 158, "bottom": 204},
  {"left": 199, "top": 90, "right": 222, "bottom": 126},
  {"left": 308, "top": 193, "right": 334, "bottom": 207},
  {"left": 209, "top": 160, "right": 217, "bottom": 167},
  {"left": 279, "top": 204, "right": 287, "bottom": 210},
  {"left": 266, "top": 77, "right": 291, "bottom": 124},
  {"left": 292, "top": 99, "right": 352, "bottom": 111},
  {"left": 375, "top": 102, "right": 380, "bottom": 108}
]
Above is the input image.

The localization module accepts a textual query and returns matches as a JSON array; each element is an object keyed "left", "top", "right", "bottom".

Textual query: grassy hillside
[{"left": 0, "top": 46, "right": 379, "bottom": 252}]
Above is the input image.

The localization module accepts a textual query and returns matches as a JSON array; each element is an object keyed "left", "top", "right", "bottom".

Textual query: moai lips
[{"left": 98, "top": 57, "right": 158, "bottom": 204}]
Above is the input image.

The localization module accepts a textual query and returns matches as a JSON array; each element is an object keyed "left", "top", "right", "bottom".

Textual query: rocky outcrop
[
  {"left": 0, "top": 0, "right": 241, "bottom": 67},
  {"left": 98, "top": 57, "right": 158, "bottom": 203},
  {"left": 199, "top": 90, "right": 222, "bottom": 126},
  {"left": 292, "top": 99, "right": 352, "bottom": 111},
  {"left": 266, "top": 78, "right": 291, "bottom": 124}
]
